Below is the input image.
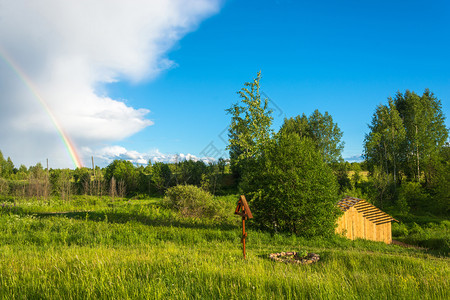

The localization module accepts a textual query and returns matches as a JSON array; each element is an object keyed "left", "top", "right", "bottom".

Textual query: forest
[{"left": 0, "top": 73, "right": 448, "bottom": 298}]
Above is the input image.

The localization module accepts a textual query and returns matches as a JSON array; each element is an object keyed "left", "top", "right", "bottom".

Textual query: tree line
[
  {"left": 0, "top": 154, "right": 229, "bottom": 200},
  {"left": 363, "top": 89, "right": 449, "bottom": 214}
]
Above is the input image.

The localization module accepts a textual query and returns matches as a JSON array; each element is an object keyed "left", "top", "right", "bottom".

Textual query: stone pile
[{"left": 269, "top": 252, "right": 320, "bottom": 264}]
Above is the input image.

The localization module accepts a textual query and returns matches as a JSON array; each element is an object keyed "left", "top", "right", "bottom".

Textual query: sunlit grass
[{"left": 0, "top": 196, "right": 448, "bottom": 299}]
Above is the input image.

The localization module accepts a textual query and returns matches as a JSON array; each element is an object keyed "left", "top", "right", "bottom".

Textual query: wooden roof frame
[{"left": 337, "top": 197, "right": 398, "bottom": 224}]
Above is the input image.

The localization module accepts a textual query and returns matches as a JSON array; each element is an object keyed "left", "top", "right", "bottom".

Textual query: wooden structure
[
  {"left": 336, "top": 197, "right": 398, "bottom": 244},
  {"left": 234, "top": 195, "right": 253, "bottom": 259}
]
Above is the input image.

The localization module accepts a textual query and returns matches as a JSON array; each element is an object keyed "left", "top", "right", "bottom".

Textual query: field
[{"left": 0, "top": 195, "right": 448, "bottom": 299}]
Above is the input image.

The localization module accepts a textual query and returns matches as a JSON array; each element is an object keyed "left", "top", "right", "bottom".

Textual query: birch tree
[{"left": 226, "top": 71, "right": 273, "bottom": 180}]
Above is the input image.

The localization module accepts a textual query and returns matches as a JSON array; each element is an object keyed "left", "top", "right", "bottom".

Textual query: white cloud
[
  {"left": 344, "top": 154, "right": 364, "bottom": 163},
  {"left": 0, "top": 0, "right": 221, "bottom": 168},
  {"left": 85, "top": 146, "right": 216, "bottom": 166}
]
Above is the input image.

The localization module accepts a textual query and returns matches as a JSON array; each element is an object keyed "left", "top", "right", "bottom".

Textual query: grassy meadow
[{"left": 0, "top": 195, "right": 448, "bottom": 299}]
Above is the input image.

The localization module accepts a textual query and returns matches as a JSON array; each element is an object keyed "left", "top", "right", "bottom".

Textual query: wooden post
[
  {"left": 235, "top": 195, "right": 253, "bottom": 259},
  {"left": 242, "top": 217, "right": 246, "bottom": 259}
]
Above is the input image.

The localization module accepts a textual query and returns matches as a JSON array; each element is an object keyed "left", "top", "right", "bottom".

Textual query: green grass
[
  {"left": 0, "top": 196, "right": 448, "bottom": 299},
  {"left": 392, "top": 215, "right": 450, "bottom": 256}
]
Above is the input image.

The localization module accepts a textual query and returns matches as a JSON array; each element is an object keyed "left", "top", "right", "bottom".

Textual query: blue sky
[
  {"left": 108, "top": 0, "right": 450, "bottom": 163},
  {"left": 1, "top": 0, "right": 449, "bottom": 167}
]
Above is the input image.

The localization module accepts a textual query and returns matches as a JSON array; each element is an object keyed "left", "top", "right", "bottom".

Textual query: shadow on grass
[{"left": 27, "top": 210, "right": 239, "bottom": 232}]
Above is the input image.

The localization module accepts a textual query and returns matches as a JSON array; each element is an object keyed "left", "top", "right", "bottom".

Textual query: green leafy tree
[
  {"left": 144, "top": 160, "right": 152, "bottom": 174},
  {"left": 334, "top": 162, "right": 352, "bottom": 194},
  {"left": 364, "top": 90, "right": 448, "bottom": 211},
  {"left": 15, "top": 164, "right": 28, "bottom": 180},
  {"left": 226, "top": 71, "right": 273, "bottom": 180},
  {"left": 433, "top": 143, "right": 450, "bottom": 215},
  {"left": 28, "top": 163, "right": 45, "bottom": 180},
  {"left": 104, "top": 160, "right": 138, "bottom": 196},
  {"left": 394, "top": 89, "right": 448, "bottom": 184},
  {"left": 217, "top": 158, "right": 226, "bottom": 176},
  {"left": 280, "top": 109, "right": 344, "bottom": 164},
  {"left": 178, "top": 160, "right": 207, "bottom": 186},
  {"left": 4, "top": 157, "right": 14, "bottom": 179},
  {"left": 200, "top": 162, "right": 222, "bottom": 195},
  {"left": 243, "top": 132, "right": 340, "bottom": 237},
  {"left": 0, "top": 151, "right": 15, "bottom": 179},
  {"left": 49, "top": 168, "right": 72, "bottom": 200},
  {"left": 364, "top": 99, "right": 406, "bottom": 184},
  {"left": 0, "top": 150, "right": 4, "bottom": 178},
  {"left": 72, "top": 167, "right": 92, "bottom": 195},
  {"left": 152, "top": 162, "right": 173, "bottom": 193}
]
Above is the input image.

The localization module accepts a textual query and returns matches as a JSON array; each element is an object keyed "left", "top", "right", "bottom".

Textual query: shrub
[
  {"left": 398, "top": 181, "right": 428, "bottom": 212},
  {"left": 242, "top": 133, "right": 341, "bottom": 237},
  {"left": 0, "top": 178, "right": 9, "bottom": 195},
  {"left": 391, "top": 222, "right": 409, "bottom": 237},
  {"left": 164, "top": 185, "right": 217, "bottom": 218},
  {"left": 402, "top": 221, "right": 450, "bottom": 256},
  {"left": 409, "top": 222, "right": 425, "bottom": 235}
]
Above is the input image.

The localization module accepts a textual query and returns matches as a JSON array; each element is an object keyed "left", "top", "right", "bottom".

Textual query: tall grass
[
  {"left": 0, "top": 196, "right": 448, "bottom": 299},
  {"left": 392, "top": 215, "right": 450, "bottom": 256}
]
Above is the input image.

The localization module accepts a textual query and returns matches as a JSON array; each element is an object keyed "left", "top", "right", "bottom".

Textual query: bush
[
  {"left": 164, "top": 185, "right": 217, "bottom": 218},
  {"left": 392, "top": 222, "right": 409, "bottom": 237},
  {"left": 393, "top": 219, "right": 449, "bottom": 256},
  {"left": 398, "top": 182, "right": 428, "bottom": 212},
  {"left": 242, "top": 133, "right": 341, "bottom": 237},
  {"left": 403, "top": 222, "right": 449, "bottom": 256},
  {"left": 0, "top": 178, "right": 9, "bottom": 195}
]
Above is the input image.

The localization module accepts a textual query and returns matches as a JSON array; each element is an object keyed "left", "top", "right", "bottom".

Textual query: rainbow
[{"left": 0, "top": 47, "right": 83, "bottom": 168}]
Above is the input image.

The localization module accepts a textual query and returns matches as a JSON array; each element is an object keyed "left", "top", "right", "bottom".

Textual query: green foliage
[
  {"left": 226, "top": 71, "right": 273, "bottom": 180},
  {"left": 0, "top": 156, "right": 15, "bottom": 179},
  {"left": 391, "top": 222, "right": 409, "bottom": 237},
  {"left": 281, "top": 109, "right": 344, "bottom": 164},
  {"left": 104, "top": 160, "right": 138, "bottom": 196},
  {"left": 0, "top": 178, "right": 9, "bottom": 195},
  {"left": 364, "top": 98, "right": 405, "bottom": 184},
  {"left": 392, "top": 219, "right": 450, "bottom": 256},
  {"left": 398, "top": 182, "right": 428, "bottom": 213},
  {"left": 14, "top": 164, "right": 28, "bottom": 180},
  {"left": 164, "top": 185, "right": 217, "bottom": 219},
  {"left": 395, "top": 89, "right": 448, "bottom": 184},
  {"left": 396, "top": 193, "right": 410, "bottom": 215},
  {"left": 200, "top": 164, "right": 222, "bottom": 195},
  {"left": 49, "top": 169, "right": 72, "bottom": 200},
  {"left": 243, "top": 132, "right": 340, "bottom": 237},
  {"left": 431, "top": 144, "right": 450, "bottom": 215},
  {"left": 217, "top": 158, "right": 226, "bottom": 175},
  {"left": 28, "top": 162, "right": 45, "bottom": 180},
  {"left": 364, "top": 90, "right": 448, "bottom": 213},
  {"left": 151, "top": 162, "right": 173, "bottom": 193},
  {"left": 72, "top": 167, "right": 92, "bottom": 195},
  {"left": 370, "top": 165, "right": 396, "bottom": 208},
  {"left": 177, "top": 160, "right": 207, "bottom": 186},
  {"left": 0, "top": 152, "right": 234, "bottom": 199},
  {"left": 334, "top": 162, "right": 352, "bottom": 194}
]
